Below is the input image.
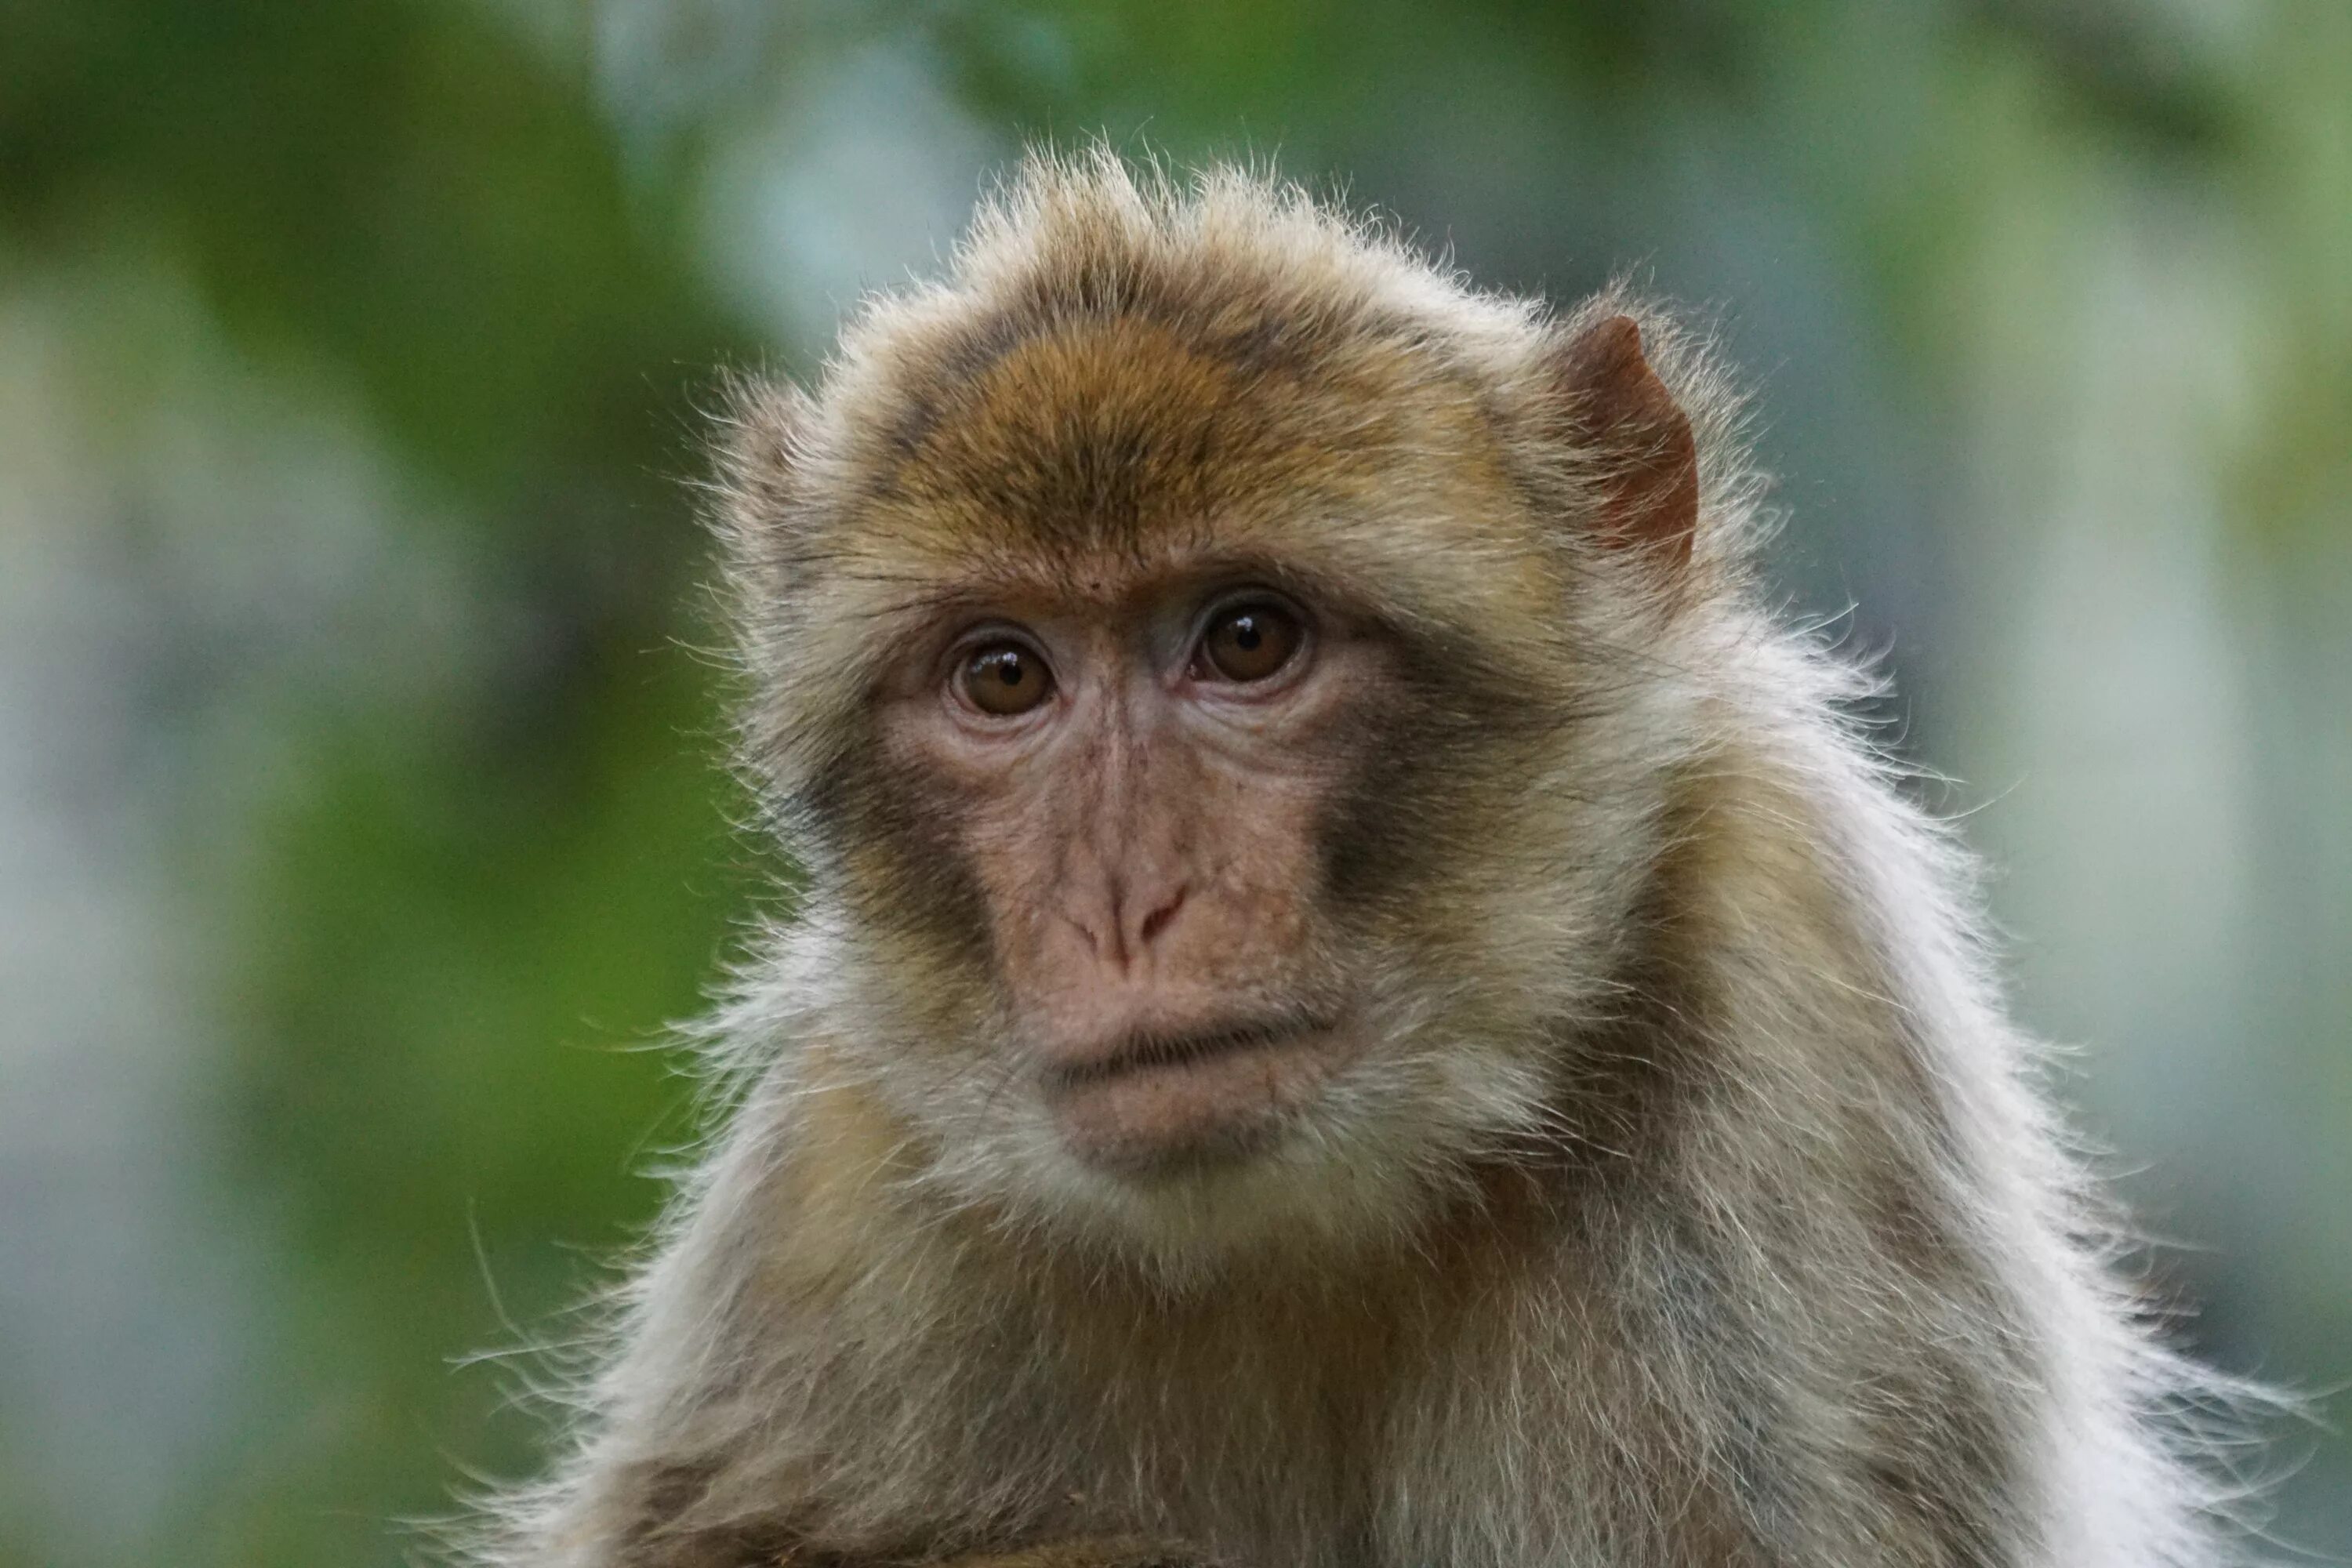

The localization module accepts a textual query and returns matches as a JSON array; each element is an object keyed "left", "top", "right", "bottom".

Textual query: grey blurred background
[{"left": 1, "top": 2, "right": 2345, "bottom": 1563}]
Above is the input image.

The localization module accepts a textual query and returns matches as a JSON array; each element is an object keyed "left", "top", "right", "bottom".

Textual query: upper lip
[{"left": 1042, "top": 1013, "right": 1332, "bottom": 1089}]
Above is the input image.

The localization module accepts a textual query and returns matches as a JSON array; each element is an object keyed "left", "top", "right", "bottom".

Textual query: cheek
[
  {"left": 867, "top": 706, "right": 1062, "bottom": 956},
  {"left": 824, "top": 712, "right": 1004, "bottom": 979},
  {"left": 1189, "top": 764, "right": 1324, "bottom": 929},
  {"left": 1312, "top": 655, "right": 1525, "bottom": 920}
]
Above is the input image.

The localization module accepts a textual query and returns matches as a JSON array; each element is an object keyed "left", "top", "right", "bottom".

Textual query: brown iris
[
  {"left": 961, "top": 641, "right": 1053, "bottom": 716},
  {"left": 1198, "top": 602, "right": 1303, "bottom": 683}
]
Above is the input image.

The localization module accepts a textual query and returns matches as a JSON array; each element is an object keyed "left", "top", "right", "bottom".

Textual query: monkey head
[{"left": 715, "top": 158, "right": 1714, "bottom": 1271}]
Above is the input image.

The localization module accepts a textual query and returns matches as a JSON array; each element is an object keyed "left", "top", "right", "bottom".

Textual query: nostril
[{"left": 1136, "top": 885, "right": 1188, "bottom": 948}]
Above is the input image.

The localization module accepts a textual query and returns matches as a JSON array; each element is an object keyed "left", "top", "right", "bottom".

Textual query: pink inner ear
[{"left": 1558, "top": 315, "right": 1699, "bottom": 567}]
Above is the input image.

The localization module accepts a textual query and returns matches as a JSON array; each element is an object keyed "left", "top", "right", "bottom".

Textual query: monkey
[{"left": 468, "top": 151, "right": 2250, "bottom": 1568}]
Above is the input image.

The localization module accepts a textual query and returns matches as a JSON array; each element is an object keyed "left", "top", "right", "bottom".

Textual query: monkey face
[
  {"left": 870, "top": 569, "right": 1392, "bottom": 1176},
  {"left": 721, "top": 236, "right": 1702, "bottom": 1267},
  {"left": 826, "top": 546, "right": 1610, "bottom": 1267}
]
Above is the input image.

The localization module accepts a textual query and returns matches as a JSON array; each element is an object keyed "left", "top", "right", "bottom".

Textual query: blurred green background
[{"left": 1, "top": 2, "right": 2345, "bottom": 1563}]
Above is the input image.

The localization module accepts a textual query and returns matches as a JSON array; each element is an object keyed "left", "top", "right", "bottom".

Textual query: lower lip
[{"left": 1044, "top": 1030, "right": 1350, "bottom": 1173}]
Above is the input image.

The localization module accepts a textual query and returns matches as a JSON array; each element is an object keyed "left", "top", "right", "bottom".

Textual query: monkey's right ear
[
  {"left": 712, "top": 373, "right": 815, "bottom": 535},
  {"left": 1553, "top": 315, "right": 1699, "bottom": 568}
]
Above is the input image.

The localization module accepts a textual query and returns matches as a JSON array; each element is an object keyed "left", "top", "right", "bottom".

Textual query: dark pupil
[
  {"left": 1231, "top": 617, "right": 1262, "bottom": 651},
  {"left": 993, "top": 654, "right": 1025, "bottom": 686}
]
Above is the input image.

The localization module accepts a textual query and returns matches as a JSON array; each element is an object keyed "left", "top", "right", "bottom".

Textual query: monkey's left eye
[
  {"left": 960, "top": 641, "right": 1055, "bottom": 717},
  {"left": 1195, "top": 602, "right": 1304, "bottom": 684}
]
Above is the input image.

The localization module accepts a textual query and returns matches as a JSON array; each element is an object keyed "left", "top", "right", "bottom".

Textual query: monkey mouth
[
  {"left": 1043, "top": 1014, "right": 1334, "bottom": 1089},
  {"left": 1038, "top": 1012, "right": 1351, "bottom": 1172}
]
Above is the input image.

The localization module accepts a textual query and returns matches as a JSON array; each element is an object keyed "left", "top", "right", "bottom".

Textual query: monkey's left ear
[{"left": 1554, "top": 315, "right": 1699, "bottom": 568}]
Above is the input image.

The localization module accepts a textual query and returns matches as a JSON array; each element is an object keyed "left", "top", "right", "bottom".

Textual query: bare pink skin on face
[{"left": 877, "top": 569, "right": 1389, "bottom": 1172}]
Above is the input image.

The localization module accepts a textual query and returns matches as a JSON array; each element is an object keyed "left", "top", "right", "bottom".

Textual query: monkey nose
[
  {"left": 1134, "top": 884, "right": 1187, "bottom": 951},
  {"left": 1067, "top": 877, "right": 1189, "bottom": 972}
]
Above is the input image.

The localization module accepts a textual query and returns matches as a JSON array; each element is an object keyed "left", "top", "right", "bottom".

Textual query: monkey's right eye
[{"left": 959, "top": 642, "right": 1054, "bottom": 717}]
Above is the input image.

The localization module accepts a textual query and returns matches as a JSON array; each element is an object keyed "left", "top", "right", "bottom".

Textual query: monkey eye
[
  {"left": 1195, "top": 601, "right": 1305, "bottom": 684},
  {"left": 959, "top": 641, "right": 1055, "bottom": 717}
]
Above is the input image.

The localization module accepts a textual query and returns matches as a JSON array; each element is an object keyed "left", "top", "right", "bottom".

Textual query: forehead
[{"left": 824, "top": 305, "right": 1559, "bottom": 617}]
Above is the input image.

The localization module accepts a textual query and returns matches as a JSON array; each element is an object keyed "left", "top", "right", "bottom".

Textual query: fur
[{"left": 468, "top": 151, "right": 2249, "bottom": 1568}]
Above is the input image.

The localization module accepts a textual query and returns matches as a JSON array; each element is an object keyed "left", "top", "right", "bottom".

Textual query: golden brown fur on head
[
  {"left": 718, "top": 152, "right": 1748, "bottom": 804},
  {"left": 470, "top": 151, "right": 2253, "bottom": 1568}
]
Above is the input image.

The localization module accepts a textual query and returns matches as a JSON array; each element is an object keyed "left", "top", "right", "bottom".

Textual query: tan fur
[{"left": 467, "top": 151, "right": 2250, "bottom": 1568}]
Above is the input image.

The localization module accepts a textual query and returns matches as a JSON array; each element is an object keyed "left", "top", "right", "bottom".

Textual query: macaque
[{"left": 474, "top": 152, "right": 2245, "bottom": 1568}]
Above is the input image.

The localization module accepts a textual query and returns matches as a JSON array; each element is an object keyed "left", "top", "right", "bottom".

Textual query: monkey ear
[
  {"left": 717, "top": 373, "right": 812, "bottom": 498},
  {"left": 1554, "top": 315, "right": 1699, "bottom": 567},
  {"left": 712, "top": 372, "right": 816, "bottom": 548}
]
